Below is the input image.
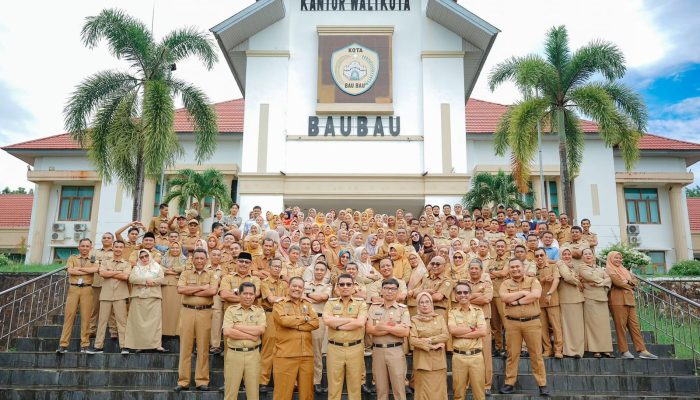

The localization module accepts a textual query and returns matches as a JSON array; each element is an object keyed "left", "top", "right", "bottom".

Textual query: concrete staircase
[{"left": 0, "top": 314, "right": 698, "bottom": 399}]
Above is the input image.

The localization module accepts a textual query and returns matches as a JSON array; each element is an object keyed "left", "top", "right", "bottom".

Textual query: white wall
[{"left": 614, "top": 155, "right": 687, "bottom": 173}]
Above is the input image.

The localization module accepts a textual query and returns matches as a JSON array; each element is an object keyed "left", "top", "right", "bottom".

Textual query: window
[
  {"left": 53, "top": 247, "right": 78, "bottom": 263},
  {"left": 58, "top": 186, "right": 94, "bottom": 221},
  {"left": 640, "top": 251, "right": 666, "bottom": 275},
  {"left": 624, "top": 188, "right": 660, "bottom": 224},
  {"left": 545, "top": 180, "right": 559, "bottom": 215}
]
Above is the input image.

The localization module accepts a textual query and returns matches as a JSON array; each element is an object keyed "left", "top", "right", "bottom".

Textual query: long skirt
[
  {"left": 125, "top": 297, "right": 162, "bottom": 349},
  {"left": 161, "top": 285, "right": 181, "bottom": 336},
  {"left": 414, "top": 369, "right": 448, "bottom": 400},
  {"left": 560, "top": 302, "right": 585, "bottom": 357},
  {"left": 583, "top": 298, "right": 613, "bottom": 353}
]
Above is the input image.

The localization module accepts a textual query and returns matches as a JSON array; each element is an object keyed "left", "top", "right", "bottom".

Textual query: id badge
[{"left": 77, "top": 278, "right": 83, "bottom": 285}]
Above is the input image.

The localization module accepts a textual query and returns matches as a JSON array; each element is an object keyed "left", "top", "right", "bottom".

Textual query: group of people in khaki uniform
[{"left": 55, "top": 202, "right": 658, "bottom": 399}]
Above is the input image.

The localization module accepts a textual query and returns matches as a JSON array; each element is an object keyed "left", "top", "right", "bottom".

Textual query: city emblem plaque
[{"left": 330, "top": 43, "right": 379, "bottom": 96}]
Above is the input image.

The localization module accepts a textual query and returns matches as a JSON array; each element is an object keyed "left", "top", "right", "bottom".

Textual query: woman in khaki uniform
[
  {"left": 388, "top": 244, "right": 412, "bottom": 283},
  {"left": 126, "top": 250, "right": 166, "bottom": 351},
  {"left": 577, "top": 248, "right": 613, "bottom": 358},
  {"left": 556, "top": 248, "right": 585, "bottom": 358},
  {"left": 409, "top": 291, "right": 449, "bottom": 400},
  {"left": 162, "top": 242, "right": 185, "bottom": 336}
]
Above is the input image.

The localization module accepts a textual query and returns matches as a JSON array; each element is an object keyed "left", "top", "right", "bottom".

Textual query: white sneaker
[
  {"left": 121, "top": 349, "right": 130, "bottom": 355},
  {"left": 621, "top": 351, "right": 634, "bottom": 359},
  {"left": 639, "top": 351, "right": 658, "bottom": 360}
]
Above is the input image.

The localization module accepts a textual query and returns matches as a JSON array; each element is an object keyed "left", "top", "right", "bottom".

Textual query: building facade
[{"left": 3, "top": 0, "right": 700, "bottom": 270}]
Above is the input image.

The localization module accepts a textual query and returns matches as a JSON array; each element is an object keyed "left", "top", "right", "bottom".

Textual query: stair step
[{"left": 0, "top": 352, "right": 694, "bottom": 376}]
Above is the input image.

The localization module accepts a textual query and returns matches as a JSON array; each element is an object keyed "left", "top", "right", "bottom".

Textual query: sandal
[
  {"left": 593, "top": 353, "right": 602, "bottom": 358},
  {"left": 604, "top": 353, "right": 615, "bottom": 358}
]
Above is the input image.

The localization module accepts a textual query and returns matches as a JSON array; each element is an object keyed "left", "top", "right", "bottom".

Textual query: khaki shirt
[
  {"left": 177, "top": 268, "right": 217, "bottom": 306},
  {"left": 253, "top": 255, "right": 274, "bottom": 276},
  {"left": 261, "top": 276, "right": 289, "bottom": 311},
  {"left": 576, "top": 264, "right": 611, "bottom": 302},
  {"left": 155, "top": 233, "right": 170, "bottom": 248},
  {"left": 148, "top": 216, "right": 170, "bottom": 233},
  {"left": 90, "top": 248, "right": 113, "bottom": 288},
  {"left": 209, "top": 265, "right": 225, "bottom": 310},
  {"left": 489, "top": 257, "right": 509, "bottom": 298},
  {"left": 557, "top": 225, "right": 572, "bottom": 244},
  {"left": 98, "top": 259, "right": 131, "bottom": 301},
  {"left": 283, "top": 261, "right": 305, "bottom": 280},
  {"left": 219, "top": 271, "right": 262, "bottom": 310},
  {"left": 413, "top": 273, "right": 453, "bottom": 309},
  {"left": 500, "top": 276, "right": 541, "bottom": 319},
  {"left": 536, "top": 263, "right": 561, "bottom": 307},
  {"left": 273, "top": 297, "right": 319, "bottom": 357},
  {"left": 67, "top": 255, "right": 96, "bottom": 285},
  {"left": 222, "top": 304, "right": 266, "bottom": 348},
  {"left": 303, "top": 281, "right": 332, "bottom": 314},
  {"left": 448, "top": 305, "right": 486, "bottom": 351},
  {"left": 323, "top": 297, "right": 368, "bottom": 342},
  {"left": 181, "top": 231, "right": 201, "bottom": 250},
  {"left": 581, "top": 231, "right": 598, "bottom": 249},
  {"left": 464, "top": 278, "right": 493, "bottom": 319},
  {"left": 123, "top": 241, "right": 140, "bottom": 260},
  {"left": 367, "top": 302, "right": 410, "bottom": 344},
  {"left": 409, "top": 315, "right": 449, "bottom": 371},
  {"left": 366, "top": 277, "right": 407, "bottom": 303},
  {"left": 128, "top": 248, "right": 162, "bottom": 265}
]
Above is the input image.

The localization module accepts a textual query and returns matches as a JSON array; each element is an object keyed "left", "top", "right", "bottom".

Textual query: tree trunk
[
  {"left": 132, "top": 146, "right": 145, "bottom": 222},
  {"left": 557, "top": 109, "right": 573, "bottom": 217}
]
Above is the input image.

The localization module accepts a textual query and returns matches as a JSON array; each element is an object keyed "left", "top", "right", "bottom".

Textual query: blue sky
[{"left": 0, "top": 0, "right": 698, "bottom": 189}]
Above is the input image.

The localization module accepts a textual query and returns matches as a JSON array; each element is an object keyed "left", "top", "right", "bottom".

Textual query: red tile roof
[
  {"left": 0, "top": 195, "right": 33, "bottom": 228},
  {"left": 4, "top": 98, "right": 700, "bottom": 152},
  {"left": 689, "top": 198, "right": 700, "bottom": 233}
]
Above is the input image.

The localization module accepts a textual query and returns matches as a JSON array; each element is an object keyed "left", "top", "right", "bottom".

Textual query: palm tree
[
  {"left": 488, "top": 25, "right": 647, "bottom": 216},
  {"left": 463, "top": 171, "right": 529, "bottom": 211},
  {"left": 64, "top": 9, "right": 219, "bottom": 220},
  {"left": 163, "top": 169, "right": 232, "bottom": 217}
]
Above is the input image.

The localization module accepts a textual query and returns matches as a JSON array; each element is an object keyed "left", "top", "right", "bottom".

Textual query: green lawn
[
  {"left": 0, "top": 263, "right": 64, "bottom": 274},
  {"left": 637, "top": 305, "right": 700, "bottom": 361}
]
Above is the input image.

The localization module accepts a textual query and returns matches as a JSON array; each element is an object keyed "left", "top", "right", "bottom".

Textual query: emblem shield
[{"left": 330, "top": 43, "right": 380, "bottom": 96}]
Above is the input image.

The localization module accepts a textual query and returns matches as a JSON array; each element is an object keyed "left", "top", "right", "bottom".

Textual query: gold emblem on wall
[{"left": 331, "top": 43, "right": 379, "bottom": 96}]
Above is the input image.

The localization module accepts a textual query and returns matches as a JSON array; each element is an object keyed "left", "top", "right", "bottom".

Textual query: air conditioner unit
[
  {"left": 628, "top": 235, "right": 641, "bottom": 246},
  {"left": 51, "top": 232, "right": 65, "bottom": 241},
  {"left": 626, "top": 225, "right": 640, "bottom": 236},
  {"left": 73, "top": 231, "right": 86, "bottom": 241},
  {"left": 52, "top": 223, "right": 65, "bottom": 232},
  {"left": 74, "top": 223, "right": 88, "bottom": 232}
]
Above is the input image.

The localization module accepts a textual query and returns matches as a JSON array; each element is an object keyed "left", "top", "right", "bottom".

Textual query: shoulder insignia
[
  {"left": 328, "top": 297, "right": 339, "bottom": 301},
  {"left": 370, "top": 302, "right": 383, "bottom": 306},
  {"left": 397, "top": 303, "right": 407, "bottom": 308}
]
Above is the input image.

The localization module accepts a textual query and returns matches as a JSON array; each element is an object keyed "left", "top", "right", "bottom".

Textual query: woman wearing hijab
[
  {"left": 577, "top": 248, "right": 613, "bottom": 358},
  {"left": 450, "top": 250, "right": 469, "bottom": 280},
  {"left": 329, "top": 249, "right": 352, "bottom": 285},
  {"left": 278, "top": 235, "right": 292, "bottom": 261},
  {"left": 206, "top": 234, "right": 222, "bottom": 252},
  {"left": 161, "top": 242, "right": 185, "bottom": 336},
  {"left": 311, "top": 239, "right": 324, "bottom": 256},
  {"left": 323, "top": 234, "right": 342, "bottom": 268},
  {"left": 364, "top": 234, "right": 379, "bottom": 257},
  {"left": 407, "top": 253, "right": 428, "bottom": 316},
  {"left": 410, "top": 230, "right": 423, "bottom": 253},
  {"left": 302, "top": 253, "right": 331, "bottom": 284},
  {"left": 371, "top": 229, "right": 397, "bottom": 268},
  {"left": 349, "top": 232, "right": 365, "bottom": 253},
  {"left": 388, "top": 244, "right": 412, "bottom": 283},
  {"left": 409, "top": 291, "right": 449, "bottom": 400},
  {"left": 556, "top": 247, "right": 585, "bottom": 358},
  {"left": 420, "top": 235, "right": 436, "bottom": 266},
  {"left": 467, "top": 238, "right": 480, "bottom": 261},
  {"left": 354, "top": 246, "right": 381, "bottom": 283},
  {"left": 606, "top": 251, "right": 658, "bottom": 360},
  {"left": 126, "top": 250, "right": 166, "bottom": 352}
]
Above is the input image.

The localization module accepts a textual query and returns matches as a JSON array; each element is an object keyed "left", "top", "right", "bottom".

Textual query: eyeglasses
[
  {"left": 239, "top": 260, "right": 252, "bottom": 264},
  {"left": 382, "top": 287, "right": 398, "bottom": 292},
  {"left": 337, "top": 282, "right": 353, "bottom": 287},
  {"left": 454, "top": 256, "right": 463, "bottom": 259},
  {"left": 535, "top": 254, "right": 546, "bottom": 258},
  {"left": 138, "top": 254, "right": 149, "bottom": 259},
  {"left": 429, "top": 262, "right": 443, "bottom": 266},
  {"left": 340, "top": 255, "right": 350, "bottom": 259},
  {"left": 455, "top": 291, "right": 470, "bottom": 296}
]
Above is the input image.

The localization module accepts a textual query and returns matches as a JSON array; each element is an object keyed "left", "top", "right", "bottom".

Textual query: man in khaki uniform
[
  {"left": 563, "top": 226, "right": 589, "bottom": 262},
  {"left": 222, "top": 281, "right": 266, "bottom": 400},
  {"left": 175, "top": 249, "right": 218, "bottom": 391},
  {"left": 154, "top": 221, "right": 171, "bottom": 251},
  {"left": 488, "top": 239, "right": 509, "bottom": 355},
  {"left": 208, "top": 248, "right": 226, "bottom": 354},
  {"left": 580, "top": 218, "right": 598, "bottom": 251},
  {"left": 534, "top": 248, "right": 563, "bottom": 358},
  {"left": 499, "top": 259, "right": 550, "bottom": 397},
  {"left": 303, "top": 261, "right": 332, "bottom": 393},
  {"left": 259, "top": 257, "right": 289, "bottom": 391},
  {"left": 89, "top": 233, "right": 114, "bottom": 337},
  {"left": 252, "top": 238, "right": 276, "bottom": 279},
  {"left": 219, "top": 252, "right": 262, "bottom": 313},
  {"left": 323, "top": 273, "right": 369, "bottom": 400},
  {"left": 366, "top": 259, "right": 408, "bottom": 304},
  {"left": 272, "top": 276, "right": 319, "bottom": 400},
  {"left": 546, "top": 211, "right": 561, "bottom": 239},
  {"left": 366, "top": 278, "right": 410, "bottom": 400},
  {"left": 87, "top": 240, "right": 130, "bottom": 354},
  {"left": 556, "top": 214, "right": 573, "bottom": 244},
  {"left": 464, "top": 259, "right": 494, "bottom": 395},
  {"left": 148, "top": 203, "right": 170, "bottom": 233},
  {"left": 127, "top": 232, "right": 162, "bottom": 266},
  {"left": 57, "top": 238, "right": 98, "bottom": 353},
  {"left": 181, "top": 219, "right": 202, "bottom": 255},
  {"left": 448, "top": 282, "right": 487, "bottom": 400}
]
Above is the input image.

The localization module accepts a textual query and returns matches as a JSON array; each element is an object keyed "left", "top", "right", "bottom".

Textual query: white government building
[{"left": 3, "top": 0, "right": 700, "bottom": 271}]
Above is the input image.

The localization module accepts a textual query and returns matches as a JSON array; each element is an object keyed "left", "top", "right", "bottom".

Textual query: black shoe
[
  {"left": 314, "top": 384, "right": 324, "bottom": 394},
  {"left": 539, "top": 385, "right": 551, "bottom": 397},
  {"left": 55, "top": 346, "right": 68, "bottom": 354},
  {"left": 173, "top": 386, "right": 188, "bottom": 392},
  {"left": 362, "top": 384, "right": 375, "bottom": 394},
  {"left": 499, "top": 384, "right": 515, "bottom": 394},
  {"left": 218, "top": 386, "right": 225, "bottom": 392},
  {"left": 406, "top": 386, "right": 413, "bottom": 395},
  {"left": 209, "top": 347, "right": 222, "bottom": 355},
  {"left": 485, "top": 389, "right": 492, "bottom": 396},
  {"left": 520, "top": 351, "right": 529, "bottom": 358},
  {"left": 85, "top": 347, "right": 103, "bottom": 355},
  {"left": 196, "top": 385, "right": 210, "bottom": 391},
  {"left": 259, "top": 384, "right": 270, "bottom": 393}
]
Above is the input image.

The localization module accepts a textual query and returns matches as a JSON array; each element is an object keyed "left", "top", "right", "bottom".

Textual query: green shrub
[
  {"left": 669, "top": 260, "right": 700, "bottom": 276},
  {"left": 598, "top": 242, "right": 651, "bottom": 271},
  {"left": 0, "top": 254, "right": 11, "bottom": 267}
]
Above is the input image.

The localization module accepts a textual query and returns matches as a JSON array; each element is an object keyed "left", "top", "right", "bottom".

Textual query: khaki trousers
[
  {"left": 210, "top": 307, "right": 223, "bottom": 349},
  {"left": 490, "top": 298, "right": 506, "bottom": 351},
  {"left": 177, "top": 307, "right": 212, "bottom": 387},
  {"left": 311, "top": 318, "right": 327, "bottom": 385},
  {"left": 610, "top": 305, "right": 647, "bottom": 353},
  {"left": 327, "top": 343, "right": 364, "bottom": 400},
  {"left": 372, "top": 345, "right": 407, "bottom": 400},
  {"left": 540, "top": 306, "right": 563, "bottom": 356},
  {"left": 452, "top": 352, "right": 485, "bottom": 400},
  {"left": 504, "top": 318, "right": 546, "bottom": 387},
  {"left": 273, "top": 356, "right": 314, "bottom": 400},
  {"left": 94, "top": 299, "right": 127, "bottom": 349},
  {"left": 225, "top": 348, "right": 260, "bottom": 400},
  {"left": 89, "top": 287, "right": 116, "bottom": 335},
  {"left": 260, "top": 311, "right": 276, "bottom": 385},
  {"left": 481, "top": 322, "right": 493, "bottom": 390},
  {"left": 60, "top": 285, "right": 93, "bottom": 348}
]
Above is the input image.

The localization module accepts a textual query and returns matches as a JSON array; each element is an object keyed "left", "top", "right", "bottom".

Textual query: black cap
[
  {"left": 238, "top": 251, "right": 252, "bottom": 261},
  {"left": 143, "top": 232, "right": 155, "bottom": 240}
]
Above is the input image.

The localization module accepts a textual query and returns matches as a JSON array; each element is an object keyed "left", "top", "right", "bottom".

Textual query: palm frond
[
  {"left": 563, "top": 109, "right": 584, "bottom": 178},
  {"left": 544, "top": 26, "right": 571, "bottom": 76},
  {"left": 563, "top": 39, "right": 626, "bottom": 90},
  {"left": 141, "top": 79, "right": 180, "bottom": 176},
  {"left": 493, "top": 107, "right": 514, "bottom": 156},
  {"left": 160, "top": 27, "right": 218, "bottom": 70},
  {"left": 599, "top": 81, "right": 648, "bottom": 132},
  {"left": 170, "top": 78, "right": 218, "bottom": 163},
  {"left": 568, "top": 84, "right": 625, "bottom": 146}
]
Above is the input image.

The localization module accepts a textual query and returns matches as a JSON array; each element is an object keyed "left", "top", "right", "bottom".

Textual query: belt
[
  {"left": 453, "top": 348, "right": 482, "bottom": 356},
  {"left": 264, "top": 308, "right": 273, "bottom": 313},
  {"left": 506, "top": 314, "right": 540, "bottom": 322},
  {"left": 328, "top": 339, "right": 362, "bottom": 347},
  {"left": 316, "top": 313, "right": 323, "bottom": 317},
  {"left": 434, "top": 306, "right": 447, "bottom": 310},
  {"left": 70, "top": 283, "right": 90, "bottom": 287},
  {"left": 183, "top": 304, "right": 213, "bottom": 310},
  {"left": 373, "top": 342, "right": 403, "bottom": 349},
  {"left": 228, "top": 345, "right": 261, "bottom": 352}
]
